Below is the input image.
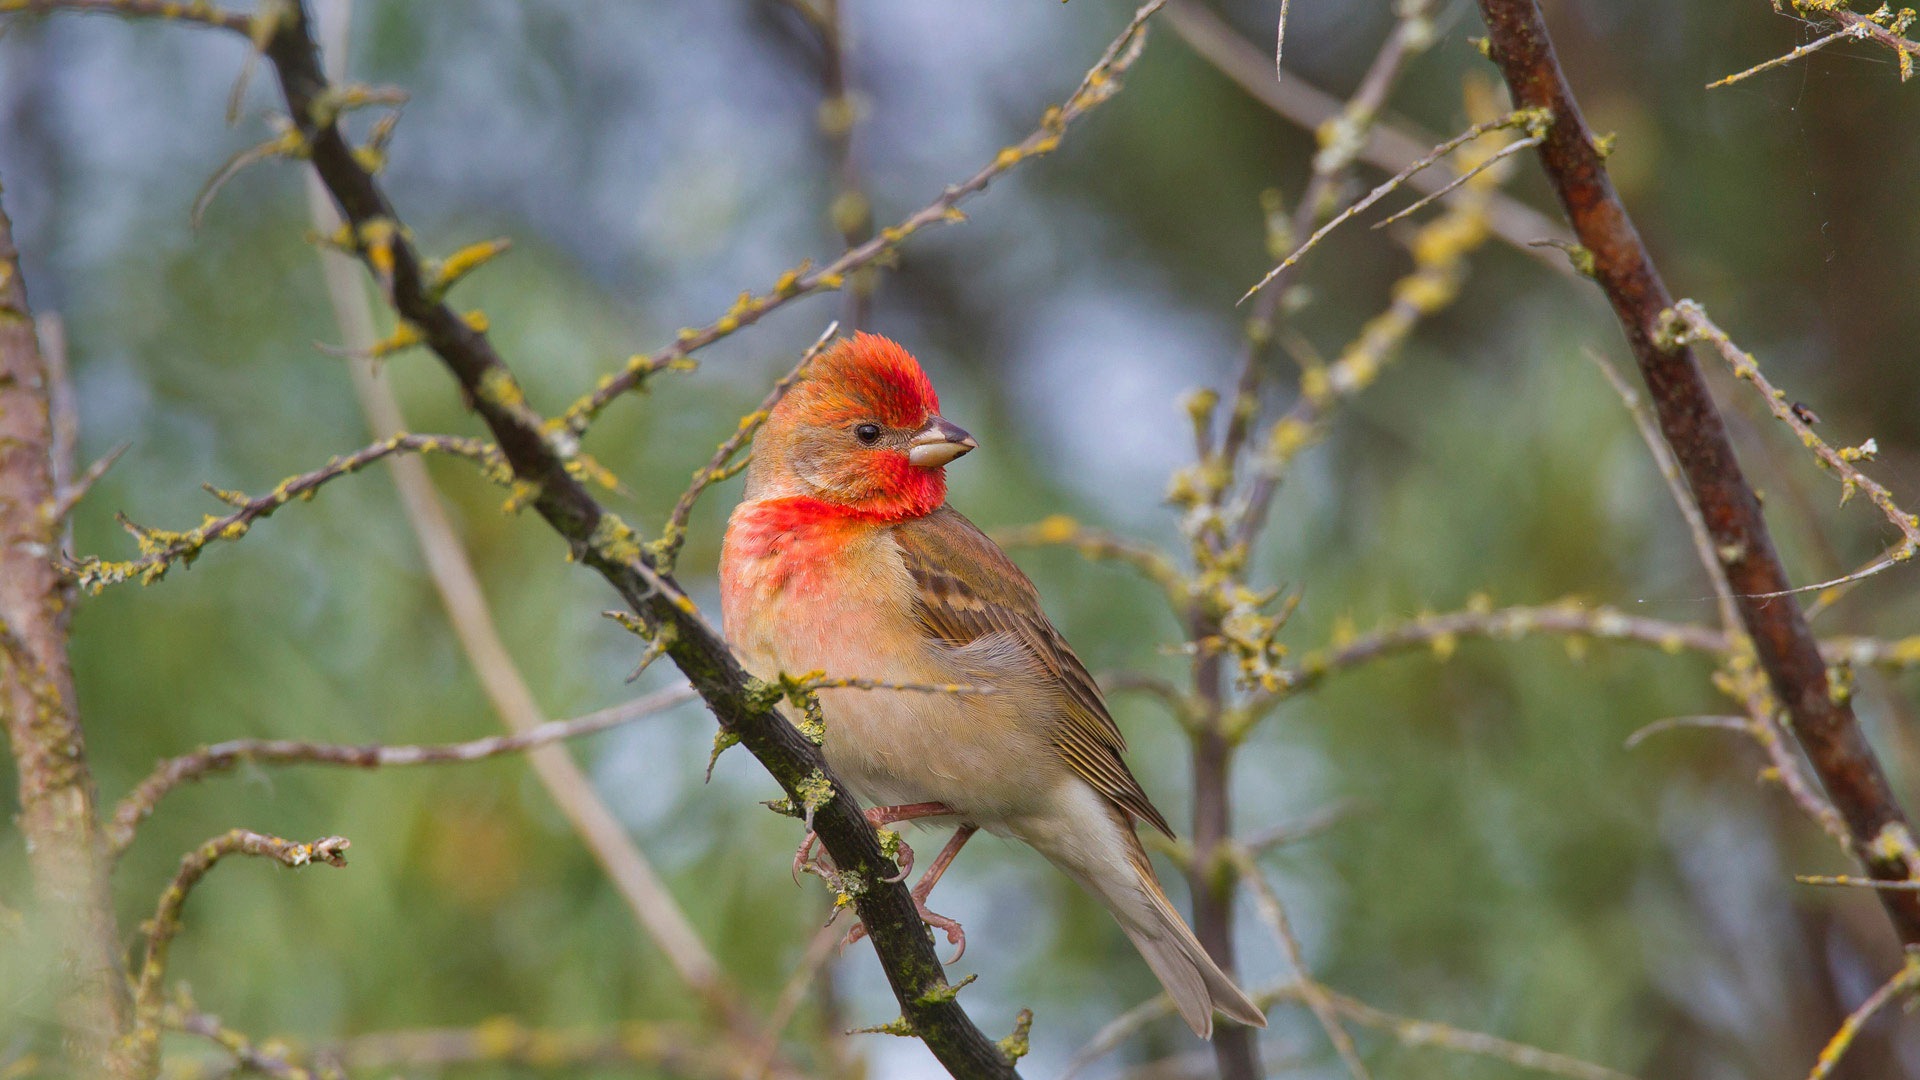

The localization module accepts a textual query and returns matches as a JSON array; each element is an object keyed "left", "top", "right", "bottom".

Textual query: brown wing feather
[{"left": 892, "top": 507, "right": 1175, "bottom": 837}]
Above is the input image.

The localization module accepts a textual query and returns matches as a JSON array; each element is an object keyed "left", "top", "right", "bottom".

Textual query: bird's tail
[
  {"left": 1014, "top": 790, "right": 1267, "bottom": 1039},
  {"left": 1109, "top": 833, "right": 1267, "bottom": 1039}
]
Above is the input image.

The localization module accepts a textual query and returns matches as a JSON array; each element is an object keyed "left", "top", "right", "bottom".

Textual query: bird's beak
[{"left": 907, "top": 416, "right": 977, "bottom": 468}]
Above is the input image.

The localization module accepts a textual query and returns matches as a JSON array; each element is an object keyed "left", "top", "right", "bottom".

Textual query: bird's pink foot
[
  {"left": 790, "top": 802, "right": 953, "bottom": 885},
  {"left": 838, "top": 823, "right": 978, "bottom": 965},
  {"left": 843, "top": 896, "right": 967, "bottom": 964}
]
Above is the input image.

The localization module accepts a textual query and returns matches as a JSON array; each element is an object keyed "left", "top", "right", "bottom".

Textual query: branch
[
  {"left": 1064, "top": 979, "right": 1641, "bottom": 1080},
  {"left": 1666, "top": 300, "right": 1920, "bottom": 587},
  {"left": 314, "top": 1018, "right": 775, "bottom": 1080},
  {"left": 256, "top": 0, "right": 1164, "bottom": 1070},
  {"left": 654, "top": 322, "right": 837, "bottom": 572},
  {"left": 1478, "top": 0, "right": 1920, "bottom": 944},
  {"left": 1227, "top": 845, "right": 1367, "bottom": 1080},
  {"left": 1587, "top": 349, "right": 1740, "bottom": 631},
  {"left": 1162, "top": 0, "right": 1576, "bottom": 275},
  {"left": 1786, "top": 2, "right": 1920, "bottom": 83},
  {"left": 1247, "top": 602, "right": 1721, "bottom": 730},
  {"left": 134, "top": 830, "right": 350, "bottom": 1056},
  {"left": 299, "top": 3, "right": 779, "bottom": 1055},
  {"left": 0, "top": 171, "right": 134, "bottom": 1073},
  {"left": 993, "top": 515, "right": 1190, "bottom": 608},
  {"left": 64, "top": 433, "right": 497, "bottom": 591},
  {"left": 1807, "top": 950, "right": 1920, "bottom": 1080},
  {"left": 1238, "top": 108, "right": 1549, "bottom": 303},
  {"left": 0, "top": 0, "right": 254, "bottom": 33},
  {"left": 557, "top": 0, "right": 1166, "bottom": 434},
  {"left": 106, "top": 685, "right": 698, "bottom": 857}
]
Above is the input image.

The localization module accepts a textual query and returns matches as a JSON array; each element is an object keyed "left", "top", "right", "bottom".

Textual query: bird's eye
[{"left": 854, "top": 423, "right": 882, "bottom": 445}]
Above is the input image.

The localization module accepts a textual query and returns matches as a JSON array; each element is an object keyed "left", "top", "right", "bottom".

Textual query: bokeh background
[{"left": 3, "top": 1, "right": 1919, "bottom": 1077}]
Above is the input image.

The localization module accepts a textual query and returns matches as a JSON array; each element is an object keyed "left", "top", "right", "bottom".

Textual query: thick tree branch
[
  {"left": 1478, "top": 0, "right": 1920, "bottom": 944},
  {"left": 0, "top": 177, "right": 134, "bottom": 1076}
]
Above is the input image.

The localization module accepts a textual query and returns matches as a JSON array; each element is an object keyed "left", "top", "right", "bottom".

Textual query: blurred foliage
[{"left": 3, "top": 1, "right": 1920, "bottom": 1077}]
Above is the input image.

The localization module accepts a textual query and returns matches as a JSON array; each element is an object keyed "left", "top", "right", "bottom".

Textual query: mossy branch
[
  {"left": 131, "top": 830, "right": 350, "bottom": 1069},
  {"left": 65, "top": 433, "right": 498, "bottom": 591}
]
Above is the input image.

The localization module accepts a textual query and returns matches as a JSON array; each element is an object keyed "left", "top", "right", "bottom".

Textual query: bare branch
[
  {"left": 1227, "top": 845, "right": 1367, "bottom": 1080},
  {"left": 1587, "top": 349, "right": 1740, "bottom": 631},
  {"left": 1161, "top": 0, "right": 1576, "bottom": 274},
  {"left": 994, "top": 515, "right": 1189, "bottom": 607},
  {"left": 1238, "top": 109, "right": 1549, "bottom": 303},
  {"left": 0, "top": 172, "right": 133, "bottom": 1074},
  {"left": 1709, "top": 22, "right": 1868, "bottom": 88},
  {"left": 299, "top": 2, "right": 770, "bottom": 1051}
]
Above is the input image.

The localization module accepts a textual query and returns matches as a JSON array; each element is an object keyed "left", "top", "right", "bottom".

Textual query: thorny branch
[
  {"left": 106, "top": 685, "right": 699, "bottom": 857},
  {"left": 1478, "top": 0, "right": 1920, "bottom": 945}
]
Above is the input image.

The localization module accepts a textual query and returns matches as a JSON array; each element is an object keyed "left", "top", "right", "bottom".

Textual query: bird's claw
[
  {"left": 841, "top": 898, "right": 968, "bottom": 965},
  {"left": 791, "top": 830, "right": 828, "bottom": 885}
]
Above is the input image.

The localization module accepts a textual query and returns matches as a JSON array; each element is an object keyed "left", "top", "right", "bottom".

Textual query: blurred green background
[{"left": 3, "top": 1, "right": 1919, "bottom": 1077}]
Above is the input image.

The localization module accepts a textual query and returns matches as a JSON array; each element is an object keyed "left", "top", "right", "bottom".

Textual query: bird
[{"left": 719, "top": 332, "right": 1266, "bottom": 1038}]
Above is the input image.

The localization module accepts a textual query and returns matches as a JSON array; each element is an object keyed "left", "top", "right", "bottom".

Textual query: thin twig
[
  {"left": 1709, "top": 22, "right": 1867, "bottom": 88},
  {"left": 1666, "top": 300, "right": 1920, "bottom": 580},
  {"left": 1063, "top": 981, "right": 1641, "bottom": 1080},
  {"left": 655, "top": 323, "right": 837, "bottom": 570},
  {"left": 1238, "top": 109, "right": 1548, "bottom": 304},
  {"left": 1243, "top": 799, "right": 1364, "bottom": 853},
  {"left": 1622, "top": 714, "right": 1751, "bottom": 750},
  {"left": 135, "top": 831, "right": 350, "bottom": 1025},
  {"left": 0, "top": 0, "right": 254, "bottom": 34},
  {"left": 63, "top": 433, "right": 496, "bottom": 591},
  {"left": 993, "top": 516, "right": 1190, "bottom": 606},
  {"left": 1807, "top": 951, "right": 1920, "bottom": 1080},
  {"left": 1368, "top": 133, "right": 1544, "bottom": 229},
  {"left": 1799, "top": 874, "right": 1920, "bottom": 891},
  {"left": 558, "top": 0, "right": 1168, "bottom": 434},
  {"left": 1587, "top": 348, "right": 1740, "bottom": 631},
  {"left": 1161, "top": 0, "right": 1575, "bottom": 274},
  {"left": 1227, "top": 845, "right": 1367, "bottom": 1080},
  {"left": 107, "top": 685, "right": 697, "bottom": 856},
  {"left": 166, "top": 1005, "right": 328, "bottom": 1080}
]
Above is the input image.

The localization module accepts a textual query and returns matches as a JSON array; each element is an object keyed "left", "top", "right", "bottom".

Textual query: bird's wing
[{"left": 891, "top": 507, "right": 1174, "bottom": 837}]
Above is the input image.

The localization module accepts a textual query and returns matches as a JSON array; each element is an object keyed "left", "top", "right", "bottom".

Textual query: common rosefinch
[{"left": 720, "top": 333, "right": 1265, "bottom": 1037}]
